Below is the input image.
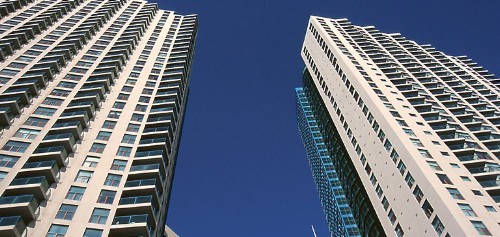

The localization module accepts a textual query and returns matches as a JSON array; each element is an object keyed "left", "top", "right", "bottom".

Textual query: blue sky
[{"left": 150, "top": 0, "right": 500, "bottom": 236}]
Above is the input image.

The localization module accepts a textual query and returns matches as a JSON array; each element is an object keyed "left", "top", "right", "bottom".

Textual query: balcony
[
  {"left": 109, "top": 214, "right": 154, "bottom": 237},
  {"left": 0, "top": 107, "right": 14, "bottom": 127},
  {"left": 18, "top": 160, "right": 60, "bottom": 183},
  {"left": 128, "top": 163, "right": 165, "bottom": 182},
  {"left": 0, "top": 216, "right": 26, "bottom": 237},
  {"left": 0, "top": 195, "right": 39, "bottom": 222},
  {"left": 41, "top": 133, "right": 76, "bottom": 153},
  {"left": 51, "top": 120, "right": 84, "bottom": 140},
  {"left": 123, "top": 178, "right": 162, "bottom": 203},
  {"left": 31, "top": 146, "right": 69, "bottom": 167},
  {"left": 116, "top": 195, "right": 159, "bottom": 222},
  {"left": 5, "top": 176, "right": 50, "bottom": 202}
]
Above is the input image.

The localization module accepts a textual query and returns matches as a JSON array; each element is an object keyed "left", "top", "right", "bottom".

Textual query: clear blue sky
[{"left": 149, "top": 0, "right": 500, "bottom": 236}]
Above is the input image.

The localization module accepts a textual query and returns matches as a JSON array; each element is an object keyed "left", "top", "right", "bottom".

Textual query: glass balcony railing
[
  {"left": 0, "top": 216, "right": 22, "bottom": 226},
  {"left": 22, "top": 160, "right": 56, "bottom": 169},
  {"left": 0, "top": 194, "right": 34, "bottom": 205},
  {"left": 124, "top": 179, "right": 156, "bottom": 188},
  {"left": 43, "top": 133, "right": 73, "bottom": 140},
  {"left": 10, "top": 176, "right": 45, "bottom": 186},
  {"left": 135, "top": 150, "right": 165, "bottom": 158},
  {"left": 143, "top": 127, "right": 168, "bottom": 133},
  {"left": 33, "top": 146, "right": 65, "bottom": 153},
  {"left": 468, "top": 166, "right": 500, "bottom": 174},
  {"left": 139, "top": 138, "right": 167, "bottom": 145},
  {"left": 52, "top": 121, "right": 80, "bottom": 128},
  {"left": 130, "top": 164, "right": 160, "bottom": 172},
  {"left": 479, "top": 180, "right": 500, "bottom": 188},
  {"left": 112, "top": 214, "right": 149, "bottom": 225},
  {"left": 60, "top": 110, "right": 86, "bottom": 117},
  {"left": 119, "top": 195, "right": 152, "bottom": 205}
]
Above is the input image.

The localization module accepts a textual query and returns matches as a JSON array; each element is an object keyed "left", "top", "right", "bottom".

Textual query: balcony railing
[
  {"left": 10, "top": 176, "right": 45, "bottom": 186},
  {"left": 130, "top": 164, "right": 160, "bottom": 172},
  {"left": 0, "top": 194, "right": 34, "bottom": 205},
  {"left": 22, "top": 160, "right": 56, "bottom": 169},
  {"left": 124, "top": 179, "right": 156, "bottom": 188},
  {"left": 118, "top": 195, "right": 152, "bottom": 205},
  {"left": 113, "top": 214, "right": 149, "bottom": 225}
]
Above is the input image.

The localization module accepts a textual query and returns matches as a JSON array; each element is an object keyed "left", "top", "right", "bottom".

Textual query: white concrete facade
[
  {"left": 0, "top": 0, "right": 197, "bottom": 236},
  {"left": 302, "top": 16, "right": 500, "bottom": 237}
]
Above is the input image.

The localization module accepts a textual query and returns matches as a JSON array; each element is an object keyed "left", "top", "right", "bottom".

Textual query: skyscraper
[
  {"left": 297, "top": 16, "right": 500, "bottom": 237},
  {"left": 0, "top": 0, "right": 197, "bottom": 236}
]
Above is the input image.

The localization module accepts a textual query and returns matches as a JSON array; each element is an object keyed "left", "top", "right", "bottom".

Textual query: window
[
  {"left": 422, "top": 200, "right": 434, "bottom": 218},
  {"left": 83, "top": 229, "right": 103, "bottom": 237},
  {"left": 388, "top": 209, "right": 396, "bottom": 224},
  {"left": 24, "top": 117, "right": 48, "bottom": 127},
  {"left": 471, "top": 221, "right": 491, "bottom": 236},
  {"left": 34, "top": 107, "right": 56, "bottom": 116},
  {"left": 0, "top": 155, "right": 19, "bottom": 168},
  {"left": 397, "top": 160, "right": 406, "bottom": 175},
  {"left": 102, "top": 120, "right": 116, "bottom": 129},
  {"left": 89, "top": 208, "right": 109, "bottom": 224},
  {"left": 384, "top": 140, "right": 392, "bottom": 151},
  {"left": 75, "top": 170, "right": 93, "bottom": 183},
  {"left": 65, "top": 186, "right": 85, "bottom": 200},
  {"left": 43, "top": 97, "right": 64, "bottom": 106},
  {"left": 395, "top": 224, "right": 404, "bottom": 237},
  {"left": 82, "top": 156, "right": 100, "bottom": 168},
  {"left": 405, "top": 173, "right": 415, "bottom": 188},
  {"left": 113, "top": 102, "right": 125, "bottom": 109},
  {"left": 413, "top": 185, "right": 424, "bottom": 203},
  {"left": 472, "top": 190, "right": 483, "bottom": 196},
  {"left": 447, "top": 188, "right": 464, "bottom": 200},
  {"left": 390, "top": 150, "right": 399, "bottom": 164},
  {"left": 104, "top": 174, "right": 121, "bottom": 187},
  {"left": 121, "top": 135, "right": 136, "bottom": 144},
  {"left": 427, "top": 161, "right": 442, "bottom": 171},
  {"left": 97, "top": 190, "right": 116, "bottom": 204},
  {"left": 111, "top": 160, "right": 127, "bottom": 171},
  {"left": 410, "top": 138, "right": 424, "bottom": 147},
  {"left": 96, "top": 131, "right": 112, "bottom": 141},
  {"left": 127, "top": 123, "right": 140, "bottom": 132},
  {"left": 13, "top": 128, "right": 40, "bottom": 140},
  {"left": 50, "top": 89, "right": 70, "bottom": 97},
  {"left": 47, "top": 224, "right": 68, "bottom": 237},
  {"left": 116, "top": 146, "right": 132, "bottom": 157},
  {"left": 484, "top": 206, "right": 496, "bottom": 212},
  {"left": 419, "top": 149, "right": 432, "bottom": 158},
  {"left": 403, "top": 128, "right": 416, "bottom": 137},
  {"left": 458, "top": 203, "right": 477, "bottom": 217},
  {"left": 381, "top": 197, "right": 389, "bottom": 210},
  {"left": 56, "top": 204, "right": 77, "bottom": 220},
  {"left": 90, "top": 143, "right": 106, "bottom": 153},
  {"left": 0, "top": 171, "right": 7, "bottom": 181},
  {"left": 396, "top": 119, "right": 408, "bottom": 127},
  {"left": 2, "top": 141, "right": 30, "bottom": 153},
  {"left": 450, "top": 163, "right": 460, "bottom": 168},
  {"left": 131, "top": 113, "right": 144, "bottom": 122},
  {"left": 432, "top": 216, "right": 445, "bottom": 235},
  {"left": 135, "top": 104, "right": 147, "bottom": 112},
  {"left": 437, "top": 174, "right": 453, "bottom": 184},
  {"left": 461, "top": 176, "right": 471, "bottom": 182},
  {"left": 117, "top": 93, "right": 129, "bottom": 100},
  {"left": 107, "top": 111, "right": 121, "bottom": 119},
  {"left": 378, "top": 130, "right": 385, "bottom": 142}
]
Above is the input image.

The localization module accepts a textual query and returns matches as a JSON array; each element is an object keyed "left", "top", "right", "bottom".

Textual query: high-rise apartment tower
[
  {"left": 0, "top": 0, "right": 197, "bottom": 236},
  {"left": 297, "top": 16, "right": 500, "bottom": 237}
]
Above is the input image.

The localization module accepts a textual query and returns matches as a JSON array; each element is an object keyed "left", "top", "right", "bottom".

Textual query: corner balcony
[
  {"left": 0, "top": 107, "right": 14, "bottom": 127},
  {"left": 0, "top": 194, "right": 39, "bottom": 222},
  {"left": 116, "top": 195, "right": 159, "bottom": 222},
  {"left": 41, "top": 133, "right": 76, "bottom": 153},
  {"left": 122, "top": 178, "right": 162, "bottom": 204},
  {"left": 0, "top": 216, "right": 26, "bottom": 237},
  {"left": 51, "top": 120, "right": 84, "bottom": 140},
  {"left": 18, "top": 160, "right": 60, "bottom": 183},
  {"left": 31, "top": 146, "right": 69, "bottom": 167},
  {"left": 109, "top": 214, "right": 154, "bottom": 237},
  {"left": 128, "top": 163, "right": 166, "bottom": 183},
  {"left": 4, "top": 176, "right": 50, "bottom": 202}
]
